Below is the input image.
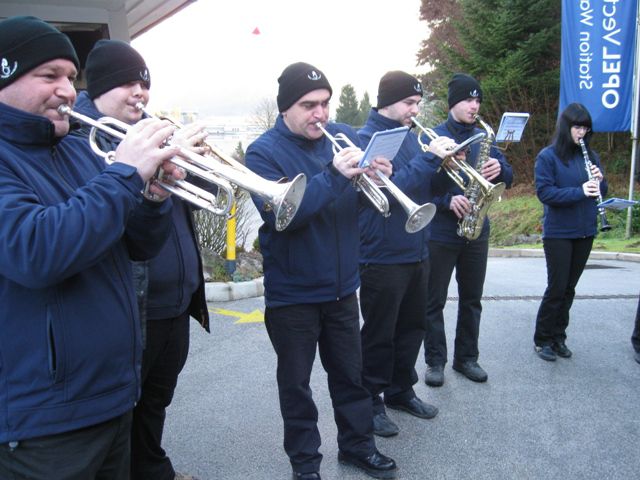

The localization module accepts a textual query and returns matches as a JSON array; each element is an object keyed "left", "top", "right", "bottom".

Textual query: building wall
[{"left": 0, "top": 3, "right": 130, "bottom": 41}]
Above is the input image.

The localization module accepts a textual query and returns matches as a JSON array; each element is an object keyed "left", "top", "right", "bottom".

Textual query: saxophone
[{"left": 456, "top": 115, "right": 506, "bottom": 240}]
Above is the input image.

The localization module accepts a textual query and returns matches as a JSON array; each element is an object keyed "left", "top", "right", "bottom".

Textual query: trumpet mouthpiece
[{"left": 57, "top": 104, "right": 71, "bottom": 115}]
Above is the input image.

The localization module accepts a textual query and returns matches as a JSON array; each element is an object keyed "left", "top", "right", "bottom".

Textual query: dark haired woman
[{"left": 533, "top": 102, "right": 608, "bottom": 361}]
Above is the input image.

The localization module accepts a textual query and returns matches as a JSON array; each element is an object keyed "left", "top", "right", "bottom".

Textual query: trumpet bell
[
  {"left": 486, "top": 181, "right": 506, "bottom": 200},
  {"left": 271, "top": 173, "right": 306, "bottom": 231},
  {"left": 405, "top": 202, "right": 436, "bottom": 234},
  {"left": 135, "top": 104, "right": 306, "bottom": 231}
]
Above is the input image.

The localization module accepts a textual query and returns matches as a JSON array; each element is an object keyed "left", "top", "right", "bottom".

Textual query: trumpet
[
  {"left": 59, "top": 105, "right": 306, "bottom": 231},
  {"left": 136, "top": 104, "right": 306, "bottom": 231},
  {"left": 316, "top": 122, "right": 436, "bottom": 234},
  {"left": 412, "top": 116, "right": 504, "bottom": 240},
  {"left": 411, "top": 117, "right": 492, "bottom": 193}
]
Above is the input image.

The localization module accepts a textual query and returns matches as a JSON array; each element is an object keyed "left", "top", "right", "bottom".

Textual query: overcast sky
[{"left": 132, "top": 0, "right": 429, "bottom": 118}]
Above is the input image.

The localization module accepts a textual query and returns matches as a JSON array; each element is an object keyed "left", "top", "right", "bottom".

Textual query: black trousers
[
  {"left": 131, "top": 312, "right": 190, "bottom": 480},
  {"left": 424, "top": 239, "right": 489, "bottom": 366},
  {"left": 265, "top": 294, "right": 375, "bottom": 474},
  {"left": 534, "top": 237, "right": 593, "bottom": 346},
  {"left": 0, "top": 411, "right": 132, "bottom": 480},
  {"left": 632, "top": 295, "right": 640, "bottom": 353},
  {"left": 359, "top": 261, "right": 429, "bottom": 414}
]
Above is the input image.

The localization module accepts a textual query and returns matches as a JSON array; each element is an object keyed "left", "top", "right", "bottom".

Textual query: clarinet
[{"left": 578, "top": 138, "right": 611, "bottom": 232}]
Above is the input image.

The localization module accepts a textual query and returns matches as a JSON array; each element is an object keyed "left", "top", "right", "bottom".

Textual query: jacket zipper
[
  {"left": 51, "top": 146, "right": 76, "bottom": 193},
  {"left": 53, "top": 145, "right": 140, "bottom": 405},
  {"left": 333, "top": 203, "right": 341, "bottom": 300}
]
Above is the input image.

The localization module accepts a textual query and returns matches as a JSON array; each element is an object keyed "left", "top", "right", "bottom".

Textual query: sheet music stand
[{"left": 495, "top": 112, "right": 530, "bottom": 150}]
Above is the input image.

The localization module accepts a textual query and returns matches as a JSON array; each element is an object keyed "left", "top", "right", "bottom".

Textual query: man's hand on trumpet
[
  {"left": 332, "top": 146, "right": 365, "bottom": 179},
  {"left": 364, "top": 157, "right": 393, "bottom": 185},
  {"left": 425, "top": 136, "right": 458, "bottom": 160},
  {"left": 171, "top": 122, "right": 209, "bottom": 156},
  {"left": 114, "top": 118, "right": 183, "bottom": 200}
]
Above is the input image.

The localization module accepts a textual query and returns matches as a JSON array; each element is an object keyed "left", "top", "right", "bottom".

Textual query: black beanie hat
[
  {"left": 86, "top": 39, "right": 150, "bottom": 100},
  {"left": 0, "top": 16, "right": 79, "bottom": 90},
  {"left": 447, "top": 73, "right": 482, "bottom": 108},
  {"left": 277, "top": 62, "right": 332, "bottom": 112},
  {"left": 376, "top": 70, "right": 423, "bottom": 109}
]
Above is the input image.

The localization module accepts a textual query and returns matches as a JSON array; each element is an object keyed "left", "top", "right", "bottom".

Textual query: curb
[
  {"left": 205, "top": 277, "right": 264, "bottom": 302},
  {"left": 490, "top": 248, "right": 640, "bottom": 262},
  {"left": 205, "top": 249, "right": 640, "bottom": 302}
]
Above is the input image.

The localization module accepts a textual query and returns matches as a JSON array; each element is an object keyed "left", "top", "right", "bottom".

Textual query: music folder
[
  {"left": 597, "top": 198, "right": 640, "bottom": 210},
  {"left": 495, "top": 112, "right": 530, "bottom": 143},
  {"left": 359, "top": 126, "right": 409, "bottom": 168}
]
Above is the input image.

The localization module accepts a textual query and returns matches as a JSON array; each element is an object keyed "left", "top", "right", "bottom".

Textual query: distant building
[
  {"left": 203, "top": 116, "right": 263, "bottom": 154},
  {"left": 149, "top": 110, "right": 263, "bottom": 156}
]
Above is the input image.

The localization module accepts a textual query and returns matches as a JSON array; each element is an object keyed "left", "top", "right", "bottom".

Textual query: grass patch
[
  {"left": 488, "top": 189, "right": 640, "bottom": 254},
  {"left": 488, "top": 191, "right": 542, "bottom": 245}
]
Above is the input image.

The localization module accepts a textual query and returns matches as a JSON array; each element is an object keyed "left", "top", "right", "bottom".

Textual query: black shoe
[
  {"left": 174, "top": 474, "right": 201, "bottom": 480},
  {"left": 424, "top": 364, "right": 444, "bottom": 387},
  {"left": 452, "top": 360, "right": 488, "bottom": 382},
  {"left": 372, "top": 412, "right": 399, "bottom": 437},
  {"left": 385, "top": 396, "right": 438, "bottom": 419},
  {"left": 292, "top": 472, "right": 321, "bottom": 480},
  {"left": 634, "top": 350, "right": 640, "bottom": 364},
  {"left": 552, "top": 342, "right": 572, "bottom": 358},
  {"left": 338, "top": 449, "right": 397, "bottom": 479},
  {"left": 535, "top": 345, "right": 557, "bottom": 362}
]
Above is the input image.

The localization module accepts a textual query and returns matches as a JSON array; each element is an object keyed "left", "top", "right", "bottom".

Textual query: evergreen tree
[
  {"left": 417, "top": 0, "right": 561, "bottom": 182},
  {"left": 233, "top": 141, "right": 245, "bottom": 164},
  {"left": 335, "top": 84, "right": 360, "bottom": 126},
  {"left": 356, "top": 92, "right": 372, "bottom": 127}
]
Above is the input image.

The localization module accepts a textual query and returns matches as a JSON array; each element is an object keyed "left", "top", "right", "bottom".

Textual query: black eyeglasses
[{"left": 572, "top": 125, "right": 590, "bottom": 133}]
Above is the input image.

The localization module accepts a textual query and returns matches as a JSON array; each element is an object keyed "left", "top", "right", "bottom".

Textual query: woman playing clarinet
[{"left": 533, "top": 102, "right": 608, "bottom": 361}]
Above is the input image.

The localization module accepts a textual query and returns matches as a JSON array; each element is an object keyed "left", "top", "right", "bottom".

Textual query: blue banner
[{"left": 560, "top": 0, "right": 638, "bottom": 132}]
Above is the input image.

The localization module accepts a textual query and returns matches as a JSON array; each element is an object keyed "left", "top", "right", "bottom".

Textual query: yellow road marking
[{"left": 212, "top": 308, "right": 264, "bottom": 324}]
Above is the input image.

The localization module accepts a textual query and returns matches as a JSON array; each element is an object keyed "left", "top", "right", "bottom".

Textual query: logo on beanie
[
  {"left": 414, "top": 83, "right": 423, "bottom": 94},
  {"left": 308, "top": 70, "right": 322, "bottom": 81},
  {"left": 139, "top": 68, "right": 149, "bottom": 83},
  {"left": 1, "top": 58, "right": 18, "bottom": 80},
  {"left": 469, "top": 89, "right": 480, "bottom": 98}
]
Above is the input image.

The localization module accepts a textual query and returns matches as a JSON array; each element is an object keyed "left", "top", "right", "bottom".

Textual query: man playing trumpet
[
  {"left": 0, "top": 16, "right": 179, "bottom": 479},
  {"left": 73, "top": 39, "right": 208, "bottom": 480},
  {"left": 245, "top": 61, "right": 397, "bottom": 480},
  {"left": 357, "top": 71, "right": 456, "bottom": 437}
]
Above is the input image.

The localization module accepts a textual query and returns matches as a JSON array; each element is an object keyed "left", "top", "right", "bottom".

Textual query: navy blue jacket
[
  {"left": 427, "top": 114, "right": 513, "bottom": 244},
  {"left": 535, "top": 144, "right": 608, "bottom": 239},
  {"left": 73, "top": 92, "right": 209, "bottom": 330},
  {"left": 245, "top": 116, "right": 360, "bottom": 307},
  {"left": 357, "top": 109, "right": 437, "bottom": 264},
  {"left": 0, "top": 101, "right": 172, "bottom": 442}
]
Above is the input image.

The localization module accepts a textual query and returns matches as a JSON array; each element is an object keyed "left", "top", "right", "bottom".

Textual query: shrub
[{"left": 194, "top": 190, "right": 253, "bottom": 255}]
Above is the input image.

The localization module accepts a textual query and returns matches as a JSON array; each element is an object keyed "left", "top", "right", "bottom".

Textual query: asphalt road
[{"left": 163, "top": 255, "right": 640, "bottom": 480}]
